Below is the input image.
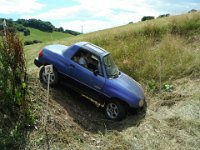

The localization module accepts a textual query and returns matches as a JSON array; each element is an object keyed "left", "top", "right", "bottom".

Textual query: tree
[
  {"left": 15, "top": 23, "right": 26, "bottom": 32},
  {"left": 57, "top": 27, "right": 64, "bottom": 32},
  {"left": 64, "top": 29, "right": 81, "bottom": 36},
  {"left": 157, "top": 14, "right": 170, "bottom": 18},
  {"left": 23, "top": 29, "right": 30, "bottom": 36},
  {"left": 141, "top": 16, "right": 155, "bottom": 21},
  {"left": 188, "top": 9, "right": 197, "bottom": 13}
]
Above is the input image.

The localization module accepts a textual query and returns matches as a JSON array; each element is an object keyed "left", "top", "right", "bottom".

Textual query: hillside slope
[
  {"left": 25, "top": 12, "right": 200, "bottom": 150},
  {"left": 26, "top": 77, "right": 200, "bottom": 150},
  {"left": 22, "top": 28, "right": 73, "bottom": 43}
]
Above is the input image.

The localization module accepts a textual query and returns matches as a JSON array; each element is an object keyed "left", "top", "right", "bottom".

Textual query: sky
[{"left": 0, "top": 0, "right": 200, "bottom": 33}]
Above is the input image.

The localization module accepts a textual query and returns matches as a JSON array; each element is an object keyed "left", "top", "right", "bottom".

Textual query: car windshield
[{"left": 103, "top": 54, "right": 119, "bottom": 78}]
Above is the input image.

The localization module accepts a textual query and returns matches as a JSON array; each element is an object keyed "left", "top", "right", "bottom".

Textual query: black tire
[
  {"left": 139, "top": 100, "right": 147, "bottom": 115},
  {"left": 105, "top": 100, "right": 126, "bottom": 121},
  {"left": 39, "top": 66, "right": 58, "bottom": 86}
]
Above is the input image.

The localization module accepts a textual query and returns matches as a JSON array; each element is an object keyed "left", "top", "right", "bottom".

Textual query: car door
[{"left": 67, "top": 49, "right": 106, "bottom": 100}]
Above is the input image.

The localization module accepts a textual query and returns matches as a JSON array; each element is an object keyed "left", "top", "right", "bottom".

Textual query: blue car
[{"left": 34, "top": 42, "right": 146, "bottom": 121}]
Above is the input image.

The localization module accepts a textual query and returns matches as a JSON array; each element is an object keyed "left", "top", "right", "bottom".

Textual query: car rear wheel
[
  {"left": 105, "top": 100, "right": 126, "bottom": 121},
  {"left": 39, "top": 66, "right": 58, "bottom": 86}
]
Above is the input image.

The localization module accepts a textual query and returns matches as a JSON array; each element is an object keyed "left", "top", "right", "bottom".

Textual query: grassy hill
[
  {"left": 24, "top": 11, "right": 200, "bottom": 150},
  {"left": 26, "top": 12, "right": 200, "bottom": 87},
  {"left": 22, "top": 27, "right": 73, "bottom": 43}
]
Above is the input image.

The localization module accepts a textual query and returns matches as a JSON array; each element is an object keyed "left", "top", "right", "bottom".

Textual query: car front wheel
[
  {"left": 105, "top": 100, "right": 126, "bottom": 121},
  {"left": 39, "top": 66, "right": 58, "bottom": 86}
]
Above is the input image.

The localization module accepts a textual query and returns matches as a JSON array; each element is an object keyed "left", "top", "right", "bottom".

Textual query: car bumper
[{"left": 34, "top": 57, "right": 43, "bottom": 67}]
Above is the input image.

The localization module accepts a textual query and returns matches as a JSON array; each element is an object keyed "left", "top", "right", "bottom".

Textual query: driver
[{"left": 78, "top": 52, "right": 87, "bottom": 67}]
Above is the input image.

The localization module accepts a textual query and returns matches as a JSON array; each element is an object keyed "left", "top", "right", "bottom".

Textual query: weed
[{"left": 0, "top": 30, "right": 34, "bottom": 149}]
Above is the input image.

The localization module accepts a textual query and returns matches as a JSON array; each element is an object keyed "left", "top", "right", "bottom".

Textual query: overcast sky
[{"left": 0, "top": 0, "right": 200, "bottom": 33}]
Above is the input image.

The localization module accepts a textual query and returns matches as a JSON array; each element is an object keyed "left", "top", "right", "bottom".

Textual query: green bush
[
  {"left": 24, "top": 40, "right": 34, "bottom": 45},
  {"left": 141, "top": 16, "right": 155, "bottom": 21},
  {"left": 0, "top": 30, "right": 34, "bottom": 149},
  {"left": 24, "top": 40, "right": 42, "bottom": 45},
  {"left": 23, "top": 29, "right": 30, "bottom": 36}
]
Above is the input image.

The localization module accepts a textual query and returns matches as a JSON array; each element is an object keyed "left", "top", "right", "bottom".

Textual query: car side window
[
  {"left": 71, "top": 49, "right": 103, "bottom": 76},
  {"left": 89, "top": 55, "right": 103, "bottom": 76},
  {"left": 71, "top": 49, "right": 87, "bottom": 67}
]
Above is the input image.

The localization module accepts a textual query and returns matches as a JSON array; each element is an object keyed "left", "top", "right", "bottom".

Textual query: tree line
[
  {"left": 16, "top": 19, "right": 81, "bottom": 35},
  {"left": 0, "top": 18, "right": 81, "bottom": 36},
  {"left": 131, "top": 9, "right": 198, "bottom": 23},
  {"left": 16, "top": 19, "right": 54, "bottom": 32}
]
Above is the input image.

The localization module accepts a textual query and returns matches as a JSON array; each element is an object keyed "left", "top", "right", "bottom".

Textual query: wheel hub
[{"left": 106, "top": 103, "right": 119, "bottom": 119}]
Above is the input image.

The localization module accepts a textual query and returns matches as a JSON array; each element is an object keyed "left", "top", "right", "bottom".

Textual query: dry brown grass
[{"left": 24, "top": 76, "right": 200, "bottom": 150}]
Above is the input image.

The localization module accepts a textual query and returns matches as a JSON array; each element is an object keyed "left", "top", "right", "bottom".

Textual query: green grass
[{"left": 22, "top": 28, "right": 73, "bottom": 43}]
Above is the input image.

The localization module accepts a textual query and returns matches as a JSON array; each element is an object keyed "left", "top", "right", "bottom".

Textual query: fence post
[{"left": 44, "top": 65, "right": 53, "bottom": 127}]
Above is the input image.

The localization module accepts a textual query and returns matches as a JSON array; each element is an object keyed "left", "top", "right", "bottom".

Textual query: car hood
[
  {"left": 120, "top": 73, "right": 144, "bottom": 98},
  {"left": 107, "top": 72, "right": 145, "bottom": 101}
]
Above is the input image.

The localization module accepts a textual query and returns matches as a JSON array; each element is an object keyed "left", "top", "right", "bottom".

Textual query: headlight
[{"left": 139, "top": 99, "right": 145, "bottom": 107}]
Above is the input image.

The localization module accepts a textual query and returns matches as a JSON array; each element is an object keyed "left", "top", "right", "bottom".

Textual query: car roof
[{"left": 74, "top": 42, "right": 109, "bottom": 56}]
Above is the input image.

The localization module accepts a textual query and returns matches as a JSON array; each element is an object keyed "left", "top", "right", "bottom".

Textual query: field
[
  {"left": 24, "top": 12, "right": 200, "bottom": 150},
  {"left": 22, "top": 28, "right": 73, "bottom": 43}
]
